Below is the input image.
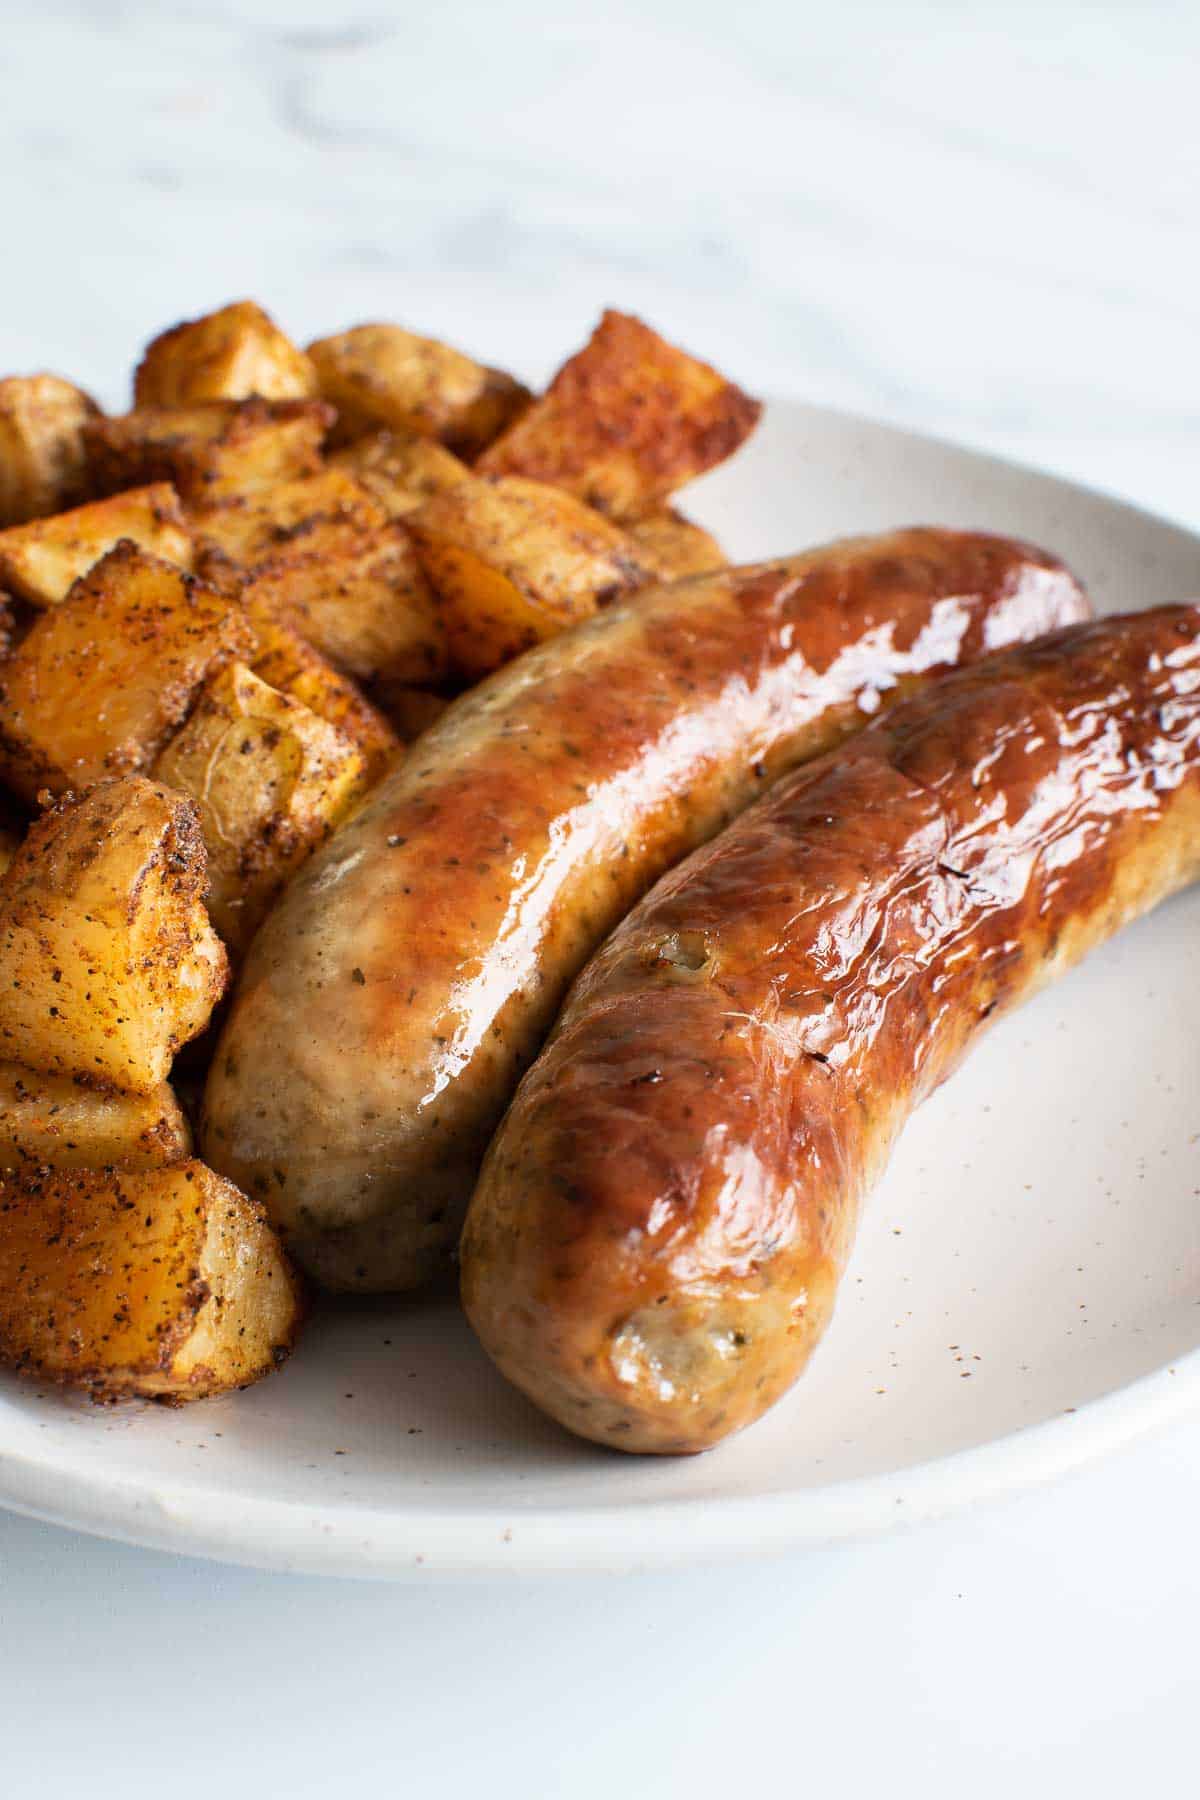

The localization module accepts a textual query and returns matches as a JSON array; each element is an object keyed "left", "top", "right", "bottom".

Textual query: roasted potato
[
  {"left": 0, "top": 1062, "right": 190, "bottom": 1170},
  {"left": 134, "top": 301, "right": 318, "bottom": 407},
  {"left": 85, "top": 398, "right": 333, "bottom": 504},
  {"left": 0, "top": 374, "right": 101, "bottom": 527},
  {"left": 477, "top": 309, "right": 761, "bottom": 519},
  {"left": 250, "top": 619, "right": 400, "bottom": 780},
  {"left": 307, "top": 323, "right": 530, "bottom": 456},
  {"left": 329, "top": 428, "right": 472, "bottom": 517},
  {"left": 407, "top": 474, "right": 650, "bottom": 679},
  {"left": 0, "top": 778, "right": 227, "bottom": 1091},
  {"left": 155, "top": 663, "right": 370, "bottom": 954},
  {"left": 0, "top": 1161, "right": 303, "bottom": 1401},
  {"left": 626, "top": 507, "right": 726, "bottom": 582},
  {"left": 0, "top": 484, "right": 193, "bottom": 608},
  {"left": 192, "top": 469, "right": 446, "bottom": 685},
  {"left": 0, "top": 542, "right": 254, "bottom": 801}
]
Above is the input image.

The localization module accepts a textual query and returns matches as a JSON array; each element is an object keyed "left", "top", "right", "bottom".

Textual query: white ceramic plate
[{"left": 3, "top": 401, "right": 1200, "bottom": 1579}]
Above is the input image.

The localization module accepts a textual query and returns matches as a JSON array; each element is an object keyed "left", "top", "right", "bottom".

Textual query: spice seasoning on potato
[
  {"left": 191, "top": 468, "right": 447, "bottom": 686},
  {"left": 0, "top": 541, "right": 254, "bottom": 801},
  {"left": 0, "top": 777, "right": 227, "bottom": 1093},
  {"left": 0, "top": 1161, "right": 303, "bottom": 1402},
  {"left": 407, "top": 474, "right": 651, "bottom": 679},
  {"left": 476, "top": 310, "right": 761, "bottom": 519},
  {"left": 0, "top": 1062, "right": 191, "bottom": 1171},
  {"left": 85, "top": 398, "right": 333, "bottom": 504},
  {"left": 134, "top": 300, "right": 319, "bottom": 406},
  {"left": 0, "top": 374, "right": 100, "bottom": 527},
  {"left": 155, "top": 663, "right": 371, "bottom": 955},
  {"left": 0, "top": 483, "right": 194, "bottom": 608},
  {"left": 308, "top": 323, "right": 530, "bottom": 457}
]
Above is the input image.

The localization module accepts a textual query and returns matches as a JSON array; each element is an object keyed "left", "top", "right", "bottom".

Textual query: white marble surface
[{"left": 1, "top": 1, "right": 1198, "bottom": 1793}]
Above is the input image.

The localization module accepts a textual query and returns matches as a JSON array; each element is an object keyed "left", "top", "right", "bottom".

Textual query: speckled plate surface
[{"left": 2, "top": 401, "right": 1199, "bottom": 1579}]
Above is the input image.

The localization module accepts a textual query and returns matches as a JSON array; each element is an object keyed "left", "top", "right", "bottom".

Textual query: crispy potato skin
[
  {"left": 0, "top": 1061, "right": 191, "bottom": 1169},
  {"left": 0, "top": 542, "right": 254, "bottom": 801},
  {"left": 627, "top": 507, "right": 726, "bottom": 582},
  {"left": 203, "top": 529, "right": 1088, "bottom": 1291},
  {"left": 85, "top": 399, "right": 333, "bottom": 503},
  {"left": 249, "top": 620, "right": 400, "bottom": 780},
  {"left": 476, "top": 310, "right": 761, "bottom": 519},
  {"left": 134, "top": 301, "right": 318, "bottom": 406},
  {"left": 329, "top": 429, "right": 472, "bottom": 517},
  {"left": 0, "top": 483, "right": 194, "bottom": 607},
  {"left": 155, "top": 663, "right": 370, "bottom": 954},
  {"left": 0, "top": 374, "right": 100, "bottom": 527},
  {"left": 407, "top": 475, "right": 651, "bottom": 678},
  {"left": 0, "top": 1161, "right": 303, "bottom": 1402},
  {"left": 0, "top": 778, "right": 227, "bottom": 1092},
  {"left": 464, "top": 607, "right": 1200, "bottom": 1452},
  {"left": 307, "top": 325, "right": 530, "bottom": 456},
  {"left": 191, "top": 469, "right": 447, "bottom": 686}
]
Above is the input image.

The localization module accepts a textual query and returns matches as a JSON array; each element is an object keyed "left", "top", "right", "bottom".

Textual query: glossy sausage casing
[
  {"left": 461, "top": 607, "right": 1200, "bottom": 1452},
  {"left": 202, "top": 530, "right": 1087, "bottom": 1291}
]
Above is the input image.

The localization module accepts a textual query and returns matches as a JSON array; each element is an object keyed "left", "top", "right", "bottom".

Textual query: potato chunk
[
  {"left": 407, "top": 474, "right": 650, "bottom": 679},
  {"left": 0, "top": 542, "right": 254, "bottom": 801},
  {"left": 155, "top": 664, "right": 369, "bottom": 954},
  {"left": 193, "top": 469, "right": 446, "bottom": 685},
  {"left": 0, "top": 1062, "right": 190, "bottom": 1170},
  {"left": 0, "top": 1162, "right": 303, "bottom": 1402},
  {"left": 307, "top": 324, "right": 529, "bottom": 456},
  {"left": 0, "top": 484, "right": 193, "bottom": 608},
  {"left": 0, "top": 373, "right": 100, "bottom": 527},
  {"left": 134, "top": 301, "right": 318, "bottom": 406},
  {"left": 0, "top": 778, "right": 227, "bottom": 1091},
  {"left": 476, "top": 309, "right": 761, "bottom": 519},
  {"left": 250, "top": 620, "right": 400, "bottom": 780},
  {"left": 85, "top": 399, "right": 333, "bottom": 504},
  {"left": 626, "top": 507, "right": 726, "bottom": 583},
  {"left": 329, "top": 429, "right": 471, "bottom": 518}
]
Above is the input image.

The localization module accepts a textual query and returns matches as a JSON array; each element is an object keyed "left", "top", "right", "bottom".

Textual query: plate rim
[{"left": 3, "top": 397, "right": 1199, "bottom": 1579}]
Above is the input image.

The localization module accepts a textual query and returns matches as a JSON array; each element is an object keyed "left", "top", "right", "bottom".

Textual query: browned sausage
[
  {"left": 202, "top": 531, "right": 1087, "bottom": 1292},
  {"left": 461, "top": 606, "right": 1200, "bottom": 1452}
]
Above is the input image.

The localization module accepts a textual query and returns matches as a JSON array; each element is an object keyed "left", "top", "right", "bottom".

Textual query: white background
[{"left": 1, "top": 1, "right": 1198, "bottom": 1792}]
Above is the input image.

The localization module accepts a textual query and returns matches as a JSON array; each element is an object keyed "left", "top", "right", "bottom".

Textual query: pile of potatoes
[{"left": 0, "top": 299, "right": 760, "bottom": 1404}]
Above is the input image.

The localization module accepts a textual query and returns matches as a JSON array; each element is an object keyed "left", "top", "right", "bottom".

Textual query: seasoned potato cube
[
  {"left": 329, "top": 429, "right": 471, "bottom": 517},
  {"left": 0, "top": 1062, "right": 190, "bottom": 1170},
  {"left": 307, "top": 324, "right": 529, "bottom": 457},
  {"left": 626, "top": 507, "right": 726, "bottom": 583},
  {"left": 155, "top": 663, "right": 369, "bottom": 954},
  {"left": 0, "top": 484, "right": 193, "bottom": 608},
  {"left": 0, "top": 1161, "right": 303, "bottom": 1401},
  {"left": 0, "top": 542, "right": 254, "bottom": 801},
  {"left": 477, "top": 309, "right": 761, "bottom": 519},
  {"left": 134, "top": 301, "right": 318, "bottom": 407},
  {"left": 369, "top": 681, "right": 449, "bottom": 742},
  {"left": 193, "top": 470, "right": 446, "bottom": 686},
  {"left": 0, "top": 778, "right": 227, "bottom": 1092},
  {"left": 250, "top": 620, "right": 400, "bottom": 780},
  {"left": 0, "top": 374, "right": 101, "bottom": 527},
  {"left": 85, "top": 399, "right": 333, "bottom": 503},
  {"left": 189, "top": 465, "right": 377, "bottom": 564},
  {"left": 407, "top": 474, "right": 650, "bottom": 679},
  {"left": 242, "top": 530, "right": 443, "bottom": 688}
]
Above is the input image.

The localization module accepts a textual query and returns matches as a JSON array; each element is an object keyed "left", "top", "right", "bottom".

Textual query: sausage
[
  {"left": 461, "top": 606, "right": 1200, "bottom": 1452},
  {"left": 202, "top": 530, "right": 1088, "bottom": 1291}
]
